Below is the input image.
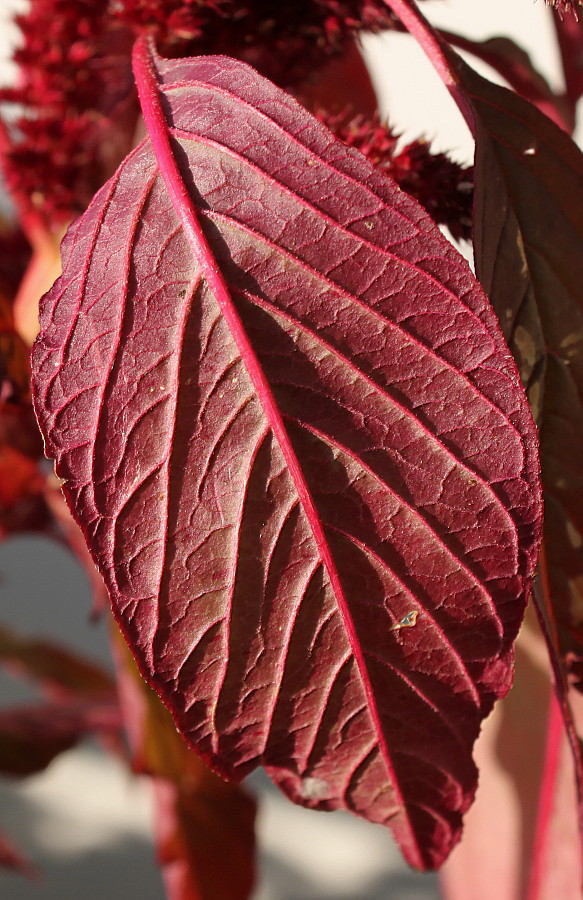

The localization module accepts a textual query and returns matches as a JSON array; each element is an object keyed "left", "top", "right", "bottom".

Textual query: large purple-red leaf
[
  {"left": 458, "top": 58, "right": 583, "bottom": 680},
  {"left": 448, "top": 43, "right": 583, "bottom": 857},
  {"left": 0, "top": 699, "right": 121, "bottom": 777},
  {"left": 437, "top": 31, "right": 572, "bottom": 131},
  {"left": 383, "top": 0, "right": 583, "bottom": 867},
  {"left": 31, "top": 44, "right": 541, "bottom": 869}
]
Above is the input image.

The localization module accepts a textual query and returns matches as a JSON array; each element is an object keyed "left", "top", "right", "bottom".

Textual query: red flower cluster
[
  {"left": 547, "top": 0, "right": 581, "bottom": 13},
  {"left": 0, "top": 230, "right": 48, "bottom": 536},
  {"left": 323, "top": 111, "right": 473, "bottom": 241},
  {"left": 114, "top": 0, "right": 396, "bottom": 50},
  {"left": 1, "top": 0, "right": 449, "bottom": 233},
  {"left": 0, "top": 0, "right": 134, "bottom": 226},
  {"left": 113, "top": 0, "right": 399, "bottom": 85},
  {"left": 0, "top": 0, "right": 398, "bottom": 225}
]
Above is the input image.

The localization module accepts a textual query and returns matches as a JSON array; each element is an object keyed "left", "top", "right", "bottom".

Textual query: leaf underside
[
  {"left": 462, "top": 56, "right": 583, "bottom": 689},
  {"left": 31, "top": 50, "right": 541, "bottom": 869}
]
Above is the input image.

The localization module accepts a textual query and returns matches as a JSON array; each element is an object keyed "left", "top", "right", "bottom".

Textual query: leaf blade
[
  {"left": 457, "top": 55, "right": 583, "bottom": 698},
  {"left": 32, "top": 45, "right": 542, "bottom": 869}
]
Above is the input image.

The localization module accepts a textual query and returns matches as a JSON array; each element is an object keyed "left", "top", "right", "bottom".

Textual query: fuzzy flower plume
[
  {"left": 0, "top": 0, "right": 135, "bottom": 227},
  {"left": 0, "top": 0, "right": 407, "bottom": 227},
  {"left": 113, "top": 0, "right": 399, "bottom": 85},
  {"left": 322, "top": 111, "right": 473, "bottom": 241},
  {"left": 0, "top": 226, "right": 48, "bottom": 536},
  {"left": 546, "top": 0, "right": 581, "bottom": 14}
]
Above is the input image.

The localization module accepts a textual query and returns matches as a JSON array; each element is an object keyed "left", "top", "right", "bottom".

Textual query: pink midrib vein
[{"left": 131, "top": 35, "right": 419, "bottom": 858}]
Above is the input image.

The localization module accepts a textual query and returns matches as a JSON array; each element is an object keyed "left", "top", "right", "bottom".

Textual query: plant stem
[
  {"left": 550, "top": 5, "right": 583, "bottom": 125},
  {"left": 380, "top": 0, "right": 476, "bottom": 136},
  {"left": 528, "top": 543, "right": 583, "bottom": 894},
  {"left": 526, "top": 687, "right": 563, "bottom": 900}
]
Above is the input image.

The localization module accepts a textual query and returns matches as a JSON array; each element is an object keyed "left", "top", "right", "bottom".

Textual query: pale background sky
[{"left": 0, "top": 1, "right": 568, "bottom": 898}]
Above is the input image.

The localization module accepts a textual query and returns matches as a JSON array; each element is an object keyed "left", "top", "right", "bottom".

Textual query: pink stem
[
  {"left": 551, "top": 5, "right": 583, "bottom": 117},
  {"left": 531, "top": 546, "right": 583, "bottom": 877},
  {"left": 381, "top": 0, "right": 476, "bottom": 136},
  {"left": 526, "top": 687, "right": 563, "bottom": 900}
]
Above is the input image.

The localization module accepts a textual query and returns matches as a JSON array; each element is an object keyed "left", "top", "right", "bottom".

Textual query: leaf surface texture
[
  {"left": 460, "top": 57, "right": 583, "bottom": 690},
  {"left": 32, "top": 49, "right": 542, "bottom": 869}
]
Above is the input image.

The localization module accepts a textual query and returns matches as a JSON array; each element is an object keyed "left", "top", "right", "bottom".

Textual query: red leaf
[
  {"left": 455, "top": 51, "right": 583, "bottom": 861},
  {"left": 31, "top": 41, "right": 542, "bottom": 869},
  {"left": 458, "top": 57, "right": 583, "bottom": 685},
  {"left": 0, "top": 831, "right": 36, "bottom": 879},
  {"left": 438, "top": 31, "right": 572, "bottom": 131},
  {"left": 0, "top": 624, "right": 115, "bottom": 700},
  {"left": 380, "top": 0, "right": 583, "bottom": 867},
  {"left": 0, "top": 699, "right": 121, "bottom": 777}
]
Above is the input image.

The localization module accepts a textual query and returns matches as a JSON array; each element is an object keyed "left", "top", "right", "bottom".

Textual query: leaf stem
[{"left": 380, "top": 0, "right": 476, "bottom": 137}]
